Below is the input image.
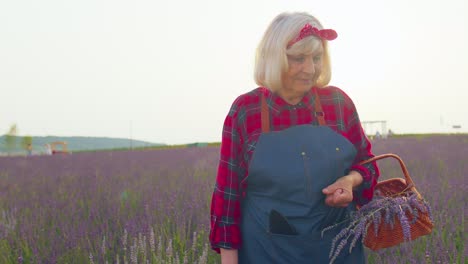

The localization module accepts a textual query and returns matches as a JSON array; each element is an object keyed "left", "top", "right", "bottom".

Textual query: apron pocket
[
  {"left": 242, "top": 200, "right": 363, "bottom": 263},
  {"left": 269, "top": 209, "right": 298, "bottom": 235}
]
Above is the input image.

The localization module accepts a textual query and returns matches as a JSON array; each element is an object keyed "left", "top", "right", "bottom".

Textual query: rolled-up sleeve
[{"left": 209, "top": 100, "right": 245, "bottom": 253}]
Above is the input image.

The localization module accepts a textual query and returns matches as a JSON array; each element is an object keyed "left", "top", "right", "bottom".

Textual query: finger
[
  {"left": 323, "top": 181, "right": 342, "bottom": 193},
  {"left": 325, "top": 189, "right": 343, "bottom": 204},
  {"left": 322, "top": 186, "right": 334, "bottom": 194},
  {"left": 323, "top": 184, "right": 342, "bottom": 194},
  {"left": 326, "top": 194, "right": 342, "bottom": 207},
  {"left": 325, "top": 197, "right": 349, "bottom": 208},
  {"left": 325, "top": 195, "right": 335, "bottom": 206},
  {"left": 335, "top": 192, "right": 352, "bottom": 206}
]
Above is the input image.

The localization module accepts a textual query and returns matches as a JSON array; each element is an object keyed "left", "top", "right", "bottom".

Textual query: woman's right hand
[{"left": 220, "top": 248, "right": 238, "bottom": 264}]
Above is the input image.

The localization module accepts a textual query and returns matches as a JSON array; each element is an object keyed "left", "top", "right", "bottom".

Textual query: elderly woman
[{"left": 210, "top": 12, "right": 380, "bottom": 263}]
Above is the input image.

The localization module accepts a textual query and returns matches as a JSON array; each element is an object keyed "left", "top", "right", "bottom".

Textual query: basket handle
[{"left": 358, "top": 153, "right": 415, "bottom": 188}]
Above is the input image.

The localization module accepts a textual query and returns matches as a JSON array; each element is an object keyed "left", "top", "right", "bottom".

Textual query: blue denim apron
[{"left": 239, "top": 89, "right": 365, "bottom": 263}]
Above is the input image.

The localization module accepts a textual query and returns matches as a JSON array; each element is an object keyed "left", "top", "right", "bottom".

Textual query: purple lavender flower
[
  {"left": 330, "top": 237, "right": 349, "bottom": 264},
  {"left": 373, "top": 210, "right": 382, "bottom": 236},
  {"left": 329, "top": 227, "right": 350, "bottom": 258},
  {"left": 0, "top": 134, "right": 458, "bottom": 262},
  {"left": 349, "top": 220, "right": 366, "bottom": 253},
  {"left": 323, "top": 185, "right": 434, "bottom": 261},
  {"left": 397, "top": 205, "right": 411, "bottom": 241}
]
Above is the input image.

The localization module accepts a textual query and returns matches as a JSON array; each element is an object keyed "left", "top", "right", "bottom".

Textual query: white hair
[{"left": 254, "top": 12, "right": 332, "bottom": 91}]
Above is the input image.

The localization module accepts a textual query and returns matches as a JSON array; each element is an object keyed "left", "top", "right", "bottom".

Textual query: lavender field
[{"left": 0, "top": 134, "right": 466, "bottom": 263}]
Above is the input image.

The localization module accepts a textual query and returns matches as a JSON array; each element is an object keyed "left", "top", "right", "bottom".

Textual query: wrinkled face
[{"left": 282, "top": 43, "right": 323, "bottom": 95}]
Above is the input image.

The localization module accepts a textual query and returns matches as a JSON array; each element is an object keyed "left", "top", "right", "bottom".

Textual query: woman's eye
[
  {"left": 313, "top": 56, "right": 321, "bottom": 63},
  {"left": 293, "top": 57, "right": 305, "bottom": 63}
]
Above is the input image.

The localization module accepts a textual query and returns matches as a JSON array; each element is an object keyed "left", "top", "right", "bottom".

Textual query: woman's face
[{"left": 282, "top": 44, "right": 323, "bottom": 96}]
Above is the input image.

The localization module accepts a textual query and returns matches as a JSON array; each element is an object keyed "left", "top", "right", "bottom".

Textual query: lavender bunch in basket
[{"left": 322, "top": 192, "right": 433, "bottom": 264}]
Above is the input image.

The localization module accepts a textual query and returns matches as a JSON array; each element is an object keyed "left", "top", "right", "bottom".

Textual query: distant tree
[
  {"left": 22, "top": 136, "right": 33, "bottom": 155},
  {"left": 21, "top": 135, "right": 32, "bottom": 149},
  {"left": 4, "top": 124, "right": 18, "bottom": 155}
]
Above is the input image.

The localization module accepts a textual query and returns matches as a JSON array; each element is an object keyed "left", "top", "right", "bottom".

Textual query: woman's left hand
[{"left": 322, "top": 171, "right": 363, "bottom": 207}]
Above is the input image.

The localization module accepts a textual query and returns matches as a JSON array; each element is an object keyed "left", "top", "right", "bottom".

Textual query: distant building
[
  {"left": 44, "top": 144, "right": 52, "bottom": 155},
  {"left": 362, "top": 120, "right": 388, "bottom": 139}
]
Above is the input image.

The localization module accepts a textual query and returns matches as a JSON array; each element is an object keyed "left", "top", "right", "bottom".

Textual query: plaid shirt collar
[{"left": 263, "top": 87, "right": 316, "bottom": 114}]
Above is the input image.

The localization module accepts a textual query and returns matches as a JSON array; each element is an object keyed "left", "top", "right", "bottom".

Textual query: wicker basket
[{"left": 358, "top": 153, "right": 434, "bottom": 251}]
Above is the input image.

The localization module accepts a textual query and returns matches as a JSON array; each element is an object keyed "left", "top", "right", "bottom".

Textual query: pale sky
[{"left": 1, "top": 0, "right": 467, "bottom": 144}]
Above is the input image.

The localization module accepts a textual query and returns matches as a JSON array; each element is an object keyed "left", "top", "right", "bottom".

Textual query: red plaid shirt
[{"left": 209, "top": 86, "right": 380, "bottom": 253}]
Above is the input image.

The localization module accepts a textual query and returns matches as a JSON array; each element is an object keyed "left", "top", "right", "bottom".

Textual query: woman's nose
[{"left": 302, "top": 58, "right": 315, "bottom": 74}]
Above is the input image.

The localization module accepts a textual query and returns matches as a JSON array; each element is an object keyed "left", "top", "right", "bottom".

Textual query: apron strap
[
  {"left": 260, "top": 87, "right": 326, "bottom": 133},
  {"left": 261, "top": 92, "right": 270, "bottom": 133},
  {"left": 312, "top": 87, "right": 326, "bottom": 126}
]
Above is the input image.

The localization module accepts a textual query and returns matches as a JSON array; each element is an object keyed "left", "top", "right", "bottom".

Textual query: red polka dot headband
[{"left": 287, "top": 23, "right": 338, "bottom": 48}]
